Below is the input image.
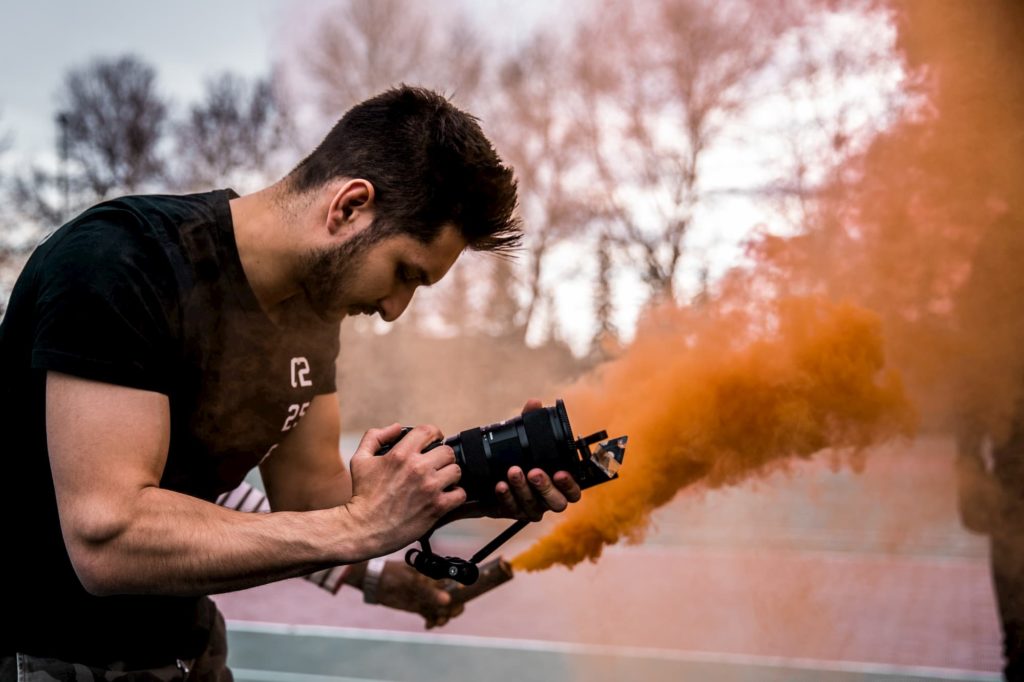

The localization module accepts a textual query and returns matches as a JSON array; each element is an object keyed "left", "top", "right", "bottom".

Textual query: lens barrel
[{"left": 437, "top": 400, "right": 575, "bottom": 502}]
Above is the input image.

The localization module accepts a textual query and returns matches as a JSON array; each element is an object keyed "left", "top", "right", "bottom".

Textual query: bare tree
[
  {"left": 572, "top": 0, "right": 793, "bottom": 303},
  {"left": 489, "top": 34, "right": 593, "bottom": 342},
  {"left": 301, "top": 0, "right": 484, "bottom": 118},
  {"left": 11, "top": 55, "right": 168, "bottom": 230},
  {"left": 590, "top": 231, "right": 618, "bottom": 357},
  {"left": 752, "top": 1, "right": 908, "bottom": 302},
  {"left": 57, "top": 54, "right": 168, "bottom": 198},
  {"left": 175, "top": 72, "right": 292, "bottom": 192}
]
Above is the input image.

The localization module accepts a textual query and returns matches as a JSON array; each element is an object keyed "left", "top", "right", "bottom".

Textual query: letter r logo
[{"left": 290, "top": 357, "right": 312, "bottom": 388}]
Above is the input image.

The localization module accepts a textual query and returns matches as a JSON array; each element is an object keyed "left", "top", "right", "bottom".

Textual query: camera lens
[{"left": 444, "top": 400, "right": 578, "bottom": 502}]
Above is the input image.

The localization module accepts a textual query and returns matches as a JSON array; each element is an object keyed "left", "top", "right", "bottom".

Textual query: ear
[{"left": 326, "top": 179, "right": 376, "bottom": 237}]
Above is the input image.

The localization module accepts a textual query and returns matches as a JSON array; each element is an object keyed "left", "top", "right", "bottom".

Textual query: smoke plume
[
  {"left": 514, "top": 298, "right": 915, "bottom": 571},
  {"left": 516, "top": 0, "right": 1024, "bottom": 572}
]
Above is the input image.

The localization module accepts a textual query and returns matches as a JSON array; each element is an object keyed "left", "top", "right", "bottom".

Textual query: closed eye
[{"left": 399, "top": 263, "right": 430, "bottom": 287}]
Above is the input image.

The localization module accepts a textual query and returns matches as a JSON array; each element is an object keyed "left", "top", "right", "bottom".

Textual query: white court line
[
  {"left": 228, "top": 620, "right": 1000, "bottom": 681},
  {"left": 233, "top": 670, "right": 386, "bottom": 682}
]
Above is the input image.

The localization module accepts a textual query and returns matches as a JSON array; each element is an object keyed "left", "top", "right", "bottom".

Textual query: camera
[
  {"left": 376, "top": 399, "right": 623, "bottom": 501},
  {"left": 376, "top": 399, "right": 627, "bottom": 584}
]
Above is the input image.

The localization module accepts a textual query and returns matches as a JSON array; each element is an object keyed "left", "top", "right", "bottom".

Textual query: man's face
[{"left": 298, "top": 221, "right": 466, "bottom": 324}]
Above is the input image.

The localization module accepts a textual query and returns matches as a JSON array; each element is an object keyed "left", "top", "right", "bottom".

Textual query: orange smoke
[{"left": 514, "top": 298, "right": 915, "bottom": 571}]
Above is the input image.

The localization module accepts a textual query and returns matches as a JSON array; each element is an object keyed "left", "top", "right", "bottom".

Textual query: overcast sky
[
  {"left": 0, "top": 0, "right": 553, "bottom": 163},
  {"left": 1, "top": 1, "right": 289, "bottom": 160},
  {"left": 0, "top": 2, "right": 901, "bottom": 352}
]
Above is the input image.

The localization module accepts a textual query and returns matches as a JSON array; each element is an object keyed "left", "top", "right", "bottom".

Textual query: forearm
[
  {"left": 221, "top": 479, "right": 366, "bottom": 594},
  {"left": 69, "top": 485, "right": 370, "bottom": 597}
]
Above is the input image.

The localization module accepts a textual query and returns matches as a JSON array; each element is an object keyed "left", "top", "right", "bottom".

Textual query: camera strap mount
[{"left": 404, "top": 518, "right": 529, "bottom": 586}]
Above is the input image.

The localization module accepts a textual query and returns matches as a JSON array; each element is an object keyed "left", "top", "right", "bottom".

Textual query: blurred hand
[{"left": 373, "top": 560, "right": 466, "bottom": 629}]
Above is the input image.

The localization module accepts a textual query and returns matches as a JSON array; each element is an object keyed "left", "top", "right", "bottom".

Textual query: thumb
[
  {"left": 433, "top": 588, "right": 453, "bottom": 609},
  {"left": 353, "top": 423, "right": 404, "bottom": 459}
]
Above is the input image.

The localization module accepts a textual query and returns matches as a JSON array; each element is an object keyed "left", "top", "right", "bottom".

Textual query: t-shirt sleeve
[{"left": 30, "top": 217, "right": 178, "bottom": 394}]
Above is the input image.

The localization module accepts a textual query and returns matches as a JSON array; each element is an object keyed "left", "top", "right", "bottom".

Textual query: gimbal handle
[{"left": 405, "top": 518, "right": 530, "bottom": 585}]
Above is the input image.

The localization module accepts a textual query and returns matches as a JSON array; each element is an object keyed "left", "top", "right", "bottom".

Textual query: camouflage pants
[{"left": 0, "top": 607, "right": 232, "bottom": 682}]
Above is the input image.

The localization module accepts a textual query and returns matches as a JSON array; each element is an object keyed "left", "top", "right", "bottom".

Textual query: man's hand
[
  {"left": 370, "top": 560, "right": 465, "bottom": 629},
  {"left": 345, "top": 424, "right": 466, "bottom": 556},
  {"left": 490, "top": 398, "right": 582, "bottom": 521}
]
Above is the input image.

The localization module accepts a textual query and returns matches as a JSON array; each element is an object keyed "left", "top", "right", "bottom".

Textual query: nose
[{"left": 379, "top": 285, "right": 417, "bottom": 322}]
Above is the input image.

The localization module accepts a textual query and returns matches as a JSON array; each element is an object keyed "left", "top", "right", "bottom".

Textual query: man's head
[{"left": 284, "top": 86, "right": 521, "bottom": 322}]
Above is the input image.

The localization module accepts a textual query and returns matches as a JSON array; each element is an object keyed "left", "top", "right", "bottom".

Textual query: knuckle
[{"left": 416, "top": 423, "right": 442, "bottom": 439}]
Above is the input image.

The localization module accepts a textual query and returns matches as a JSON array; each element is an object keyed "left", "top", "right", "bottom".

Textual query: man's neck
[{"left": 229, "top": 185, "right": 304, "bottom": 318}]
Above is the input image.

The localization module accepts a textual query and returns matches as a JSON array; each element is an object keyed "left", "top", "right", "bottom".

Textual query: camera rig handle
[
  {"left": 404, "top": 518, "right": 531, "bottom": 585},
  {"left": 404, "top": 432, "right": 628, "bottom": 585}
]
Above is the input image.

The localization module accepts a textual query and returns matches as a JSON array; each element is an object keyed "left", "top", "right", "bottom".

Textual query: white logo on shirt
[
  {"left": 282, "top": 401, "right": 310, "bottom": 432},
  {"left": 290, "top": 357, "right": 312, "bottom": 388}
]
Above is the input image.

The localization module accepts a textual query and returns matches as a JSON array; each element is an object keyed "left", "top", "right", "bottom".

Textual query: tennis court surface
[{"left": 214, "top": 436, "right": 1002, "bottom": 681}]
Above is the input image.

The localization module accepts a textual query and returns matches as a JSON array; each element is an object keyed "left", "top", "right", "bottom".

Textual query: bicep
[
  {"left": 259, "top": 393, "right": 349, "bottom": 511},
  {"left": 46, "top": 371, "right": 171, "bottom": 548}
]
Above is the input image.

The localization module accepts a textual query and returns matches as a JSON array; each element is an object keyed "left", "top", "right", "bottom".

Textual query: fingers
[
  {"left": 507, "top": 466, "right": 546, "bottom": 521},
  {"left": 354, "top": 423, "right": 403, "bottom": 457},
  {"left": 397, "top": 424, "right": 445, "bottom": 454},
  {"left": 525, "top": 469, "right": 569, "bottom": 513},
  {"left": 521, "top": 398, "right": 543, "bottom": 414},
  {"left": 422, "top": 443, "right": 456, "bottom": 470},
  {"left": 439, "top": 486, "right": 467, "bottom": 513},
  {"left": 493, "top": 481, "right": 521, "bottom": 518},
  {"left": 435, "top": 459, "right": 463, "bottom": 489},
  {"left": 427, "top": 603, "right": 466, "bottom": 629},
  {"left": 496, "top": 468, "right": 581, "bottom": 520},
  {"left": 552, "top": 470, "right": 582, "bottom": 503},
  {"left": 424, "top": 590, "right": 466, "bottom": 629},
  {"left": 371, "top": 423, "right": 447, "bottom": 460}
]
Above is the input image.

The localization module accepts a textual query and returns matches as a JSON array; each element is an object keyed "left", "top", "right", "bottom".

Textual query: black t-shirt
[{"left": 0, "top": 190, "right": 340, "bottom": 666}]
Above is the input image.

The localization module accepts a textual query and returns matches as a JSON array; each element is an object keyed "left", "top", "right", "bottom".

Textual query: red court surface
[{"left": 213, "top": 436, "right": 1005, "bottom": 677}]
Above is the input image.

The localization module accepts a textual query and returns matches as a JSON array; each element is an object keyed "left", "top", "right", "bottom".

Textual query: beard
[{"left": 297, "top": 222, "right": 384, "bottom": 323}]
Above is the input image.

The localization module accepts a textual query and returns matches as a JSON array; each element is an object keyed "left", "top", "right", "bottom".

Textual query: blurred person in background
[
  {"left": 0, "top": 86, "right": 581, "bottom": 681},
  {"left": 955, "top": 207, "right": 1024, "bottom": 681}
]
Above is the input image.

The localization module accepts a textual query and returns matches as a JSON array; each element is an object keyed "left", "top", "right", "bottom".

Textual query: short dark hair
[{"left": 287, "top": 86, "right": 521, "bottom": 253}]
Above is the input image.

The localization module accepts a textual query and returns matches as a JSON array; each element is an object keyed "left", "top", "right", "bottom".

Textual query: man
[
  {"left": 954, "top": 209, "right": 1024, "bottom": 680},
  {"left": 0, "top": 86, "right": 580, "bottom": 680}
]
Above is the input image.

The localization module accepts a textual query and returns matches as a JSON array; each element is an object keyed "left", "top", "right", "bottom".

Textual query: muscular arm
[
  {"left": 47, "top": 373, "right": 370, "bottom": 597},
  {"left": 259, "top": 394, "right": 376, "bottom": 587}
]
